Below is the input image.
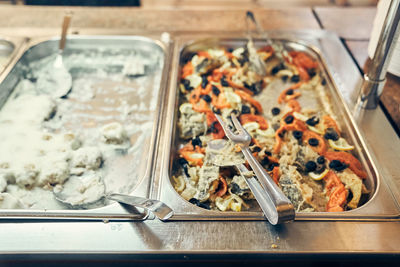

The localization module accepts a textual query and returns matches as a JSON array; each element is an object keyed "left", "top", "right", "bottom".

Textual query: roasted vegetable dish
[{"left": 172, "top": 43, "right": 369, "bottom": 212}]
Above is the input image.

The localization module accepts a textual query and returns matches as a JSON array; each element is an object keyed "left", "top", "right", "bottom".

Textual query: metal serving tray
[
  {"left": 155, "top": 30, "right": 400, "bottom": 221},
  {"left": 0, "top": 34, "right": 171, "bottom": 220},
  {"left": 0, "top": 36, "right": 25, "bottom": 75}
]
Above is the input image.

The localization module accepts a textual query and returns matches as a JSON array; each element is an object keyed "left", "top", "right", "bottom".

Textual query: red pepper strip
[
  {"left": 239, "top": 114, "right": 268, "bottom": 130},
  {"left": 287, "top": 99, "right": 301, "bottom": 112},
  {"left": 234, "top": 89, "right": 263, "bottom": 114},
  {"left": 257, "top": 45, "right": 273, "bottom": 53},
  {"left": 322, "top": 115, "right": 340, "bottom": 135},
  {"left": 273, "top": 119, "right": 307, "bottom": 154},
  {"left": 215, "top": 177, "right": 228, "bottom": 197},
  {"left": 197, "top": 51, "right": 211, "bottom": 58},
  {"left": 206, "top": 112, "right": 225, "bottom": 139},
  {"left": 192, "top": 99, "right": 211, "bottom": 113},
  {"left": 325, "top": 151, "right": 367, "bottom": 179},
  {"left": 182, "top": 61, "right": 194, "bottom": 79},
  {"left": 200, "top": 83, "right": 212, "bottom": 95},
  {"left": 272, "top": 166, "right": 280, "bottom": 185},
  {"left": 211, "top": 122, "right": 225, "bottom": 139},
  {"left": 206, "top": 111, "right": 217, "bottom": 126},
  {"left": 290, "top": 51, "right": 318, "bottom": 70},
  {"left": 211, "top": 68, "right": 230, "bottom": 82},
  {"left": 297, "top": 66, "right": 310, "bottom": 81},
  {"left": 277, "top": 82, "right": 303, "bottom": 104},
  {"left": 180, "top": 151, "right": 203, "bottom": 166},
  {"left": 302, "top": 130, "right": 327, "bottom": 155},
  {"left": 179, "top": 142, "right": 205, "bottom": 166},
  {"left": 324, "top": 171, "right": 347, "bottom": 212}
]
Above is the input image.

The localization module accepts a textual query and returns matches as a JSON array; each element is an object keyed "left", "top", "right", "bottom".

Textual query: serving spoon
[
  {"left": 36, "top": 12, "right": 73, "bottom": 98},
  {"left": 53, "top": 175, "right": 174, "bottom": 221}
]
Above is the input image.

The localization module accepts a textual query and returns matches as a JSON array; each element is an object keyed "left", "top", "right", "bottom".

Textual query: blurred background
[{"left": 0, "top": 0, "right": 379, "bottom": 7}]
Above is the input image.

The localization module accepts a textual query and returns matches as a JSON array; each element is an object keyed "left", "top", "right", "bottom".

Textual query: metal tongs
[
  {"left": 215, "top": 114, "right": 295, "bottom": 224},
  {"left": 246, "top": 11, "right": 291, "bottom": 64}
]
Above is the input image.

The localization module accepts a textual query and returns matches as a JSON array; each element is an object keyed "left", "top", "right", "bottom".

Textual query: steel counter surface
[{"left": 0, "top": 29, "right": 398, "bottom": 257}]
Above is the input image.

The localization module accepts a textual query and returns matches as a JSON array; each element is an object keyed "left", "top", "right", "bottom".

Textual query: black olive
[
  {"left": 284, "top": 115, "right": 294, "bottom": 124},
  {"left": 230, "top": 183, "right": 242, "bottom": 194},
  {"left": 317, "top": 156, "right": 325, "bottom": 164},
  {"left": 191, "top": 136, "right": 202, "bottom": 148},
  {"left": 189, "top": 198, "right": 200, "bottom": 205},
  {"left": 329, "top": 160, "right": 348, "bottom": 172},
  {"left": 271, "top": 66, "right": 280, "bottom": 75},
  {"left": 212, "top": 85, "right": 220, "bottom": 96},
  {"left": 198, "top": 202, "right": 211, "bottom": 210},
  {"left": 178, "top": 157, "right": 188, "bottom": 166},
  {"left": 178, "top": 158, "right": 190, "bottom": 177},
  {"left": 286, "top": 89, "right": 294, "bottom": 95},
  {"left": 201, "top": 94, "right": 212, "bottom": 103},
  {"left": 221, "top": 76, "right": 229, "bottom": 87},
  {"left": 271, "top": 107, "right": 281, "bottom": 116},
  {"left": 305, "top": 161, "right": 317, "bottom": 172},
  {"left": 278, "top": 130, "right": 286, "bottom": 138},
  {"left": 324, "top": 128, "right": 339, "bottom": 141},
  {"left": 241, "top": 105, "right": 251, "bottom": 114},
  {"left": 181, "top": 52, "right": 196, "bottom": 64},
  {"left": 306, "top": 116, "right": 320, "bottom": 126},
  {"left": 201, "top": 75, "right": 208, "bottom": 89},
  {"left": 308, "top": 68, "right": 316, "bottom": 78},
  {"left": 212, "top": 106, "right": 221, "bottom": 114},
  {"left": 314, "top": 164, "right": 326, "bottom": 174},
  {"left": 182, "top": 79, "right": 193, "bottom": 91},
  {"left": 293, "top": 130, "right": 303, "bottom": 140},
  {"left": 321, "top": 78, "right": 327, "bottom": 85},
  {"left": 265, "top": 151, "right": 272, "bottom": 156},
  {"left": 291, "top": 75, "right": 300, "bottom": 83},
  {"left": 261, "top": 157, "right": 270, "bottom": 166},
  {"left": 308, "top": 138, "right": 319, "bottom": 146},
  {"left": 267, "top": 162, "right": 279, "bottom": 171},
  {"left": 249, "top": 81, "right": 263, "bottom": 94},
  {"left": 281, "top": 75, "right": 289, "bottom": 82},
  {"left": 189, "top": 198, "right": 210, "bottom": 210},
  {"left": 253, "top": 146, "right": 261, "bottom": 152},
  {"left": 231, "top": 109, "right": 239, "bottom": 115},
  {"left": 227, "top": 47, "right": 234, "bottom": 53}
]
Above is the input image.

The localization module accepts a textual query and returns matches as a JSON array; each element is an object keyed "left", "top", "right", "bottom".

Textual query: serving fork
[{"left": 214, "top": 113, "right": 295, "bottom": 224}]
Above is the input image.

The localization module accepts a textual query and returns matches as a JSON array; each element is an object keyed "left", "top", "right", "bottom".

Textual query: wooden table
[{"left": 314, "top": 6, "right": 400, "bottom": 135}]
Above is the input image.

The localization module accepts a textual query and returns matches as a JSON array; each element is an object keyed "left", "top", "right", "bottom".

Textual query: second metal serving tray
[
  {"left": 154, "top": 30, "right": 400, "bottom": 221},
  {"left": 0, "top": 34, "right": 171, "bottom": 220}
]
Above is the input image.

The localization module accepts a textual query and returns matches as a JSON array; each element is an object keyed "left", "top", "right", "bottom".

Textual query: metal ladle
[{"left": 36, "top": 12, "right": 73, "bottom": 98}]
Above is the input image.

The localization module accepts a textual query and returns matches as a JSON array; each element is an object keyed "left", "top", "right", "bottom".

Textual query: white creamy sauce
[{"left": 0, "top": 46, "right": 163, "bottom": 209}]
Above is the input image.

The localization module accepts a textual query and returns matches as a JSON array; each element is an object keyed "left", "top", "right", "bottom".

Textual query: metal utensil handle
[
  {"left": 241, "top": 147, "right": 292, "bottom": 205},
  {"left": 59, "top": 12, "right": 72, "bottom": 51},
  {"left": 236, "top": 164, "right": 280, "bottom": 224},
  {"left": 107, "top": 193, "right": 174, "bottom": 221},
  {"left": 246, "top": 10, "right": 290, "bottom": 62}
]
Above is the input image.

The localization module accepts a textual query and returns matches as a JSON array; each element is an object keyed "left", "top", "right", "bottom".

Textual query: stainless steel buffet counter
[{"left": 0, "top": 27, "right": 399, "bottom": 261}]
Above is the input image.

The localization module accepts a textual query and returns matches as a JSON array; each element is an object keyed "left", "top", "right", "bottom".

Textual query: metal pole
[{"left": 356, "top": 0, "right": 400, "bottom": 109}]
